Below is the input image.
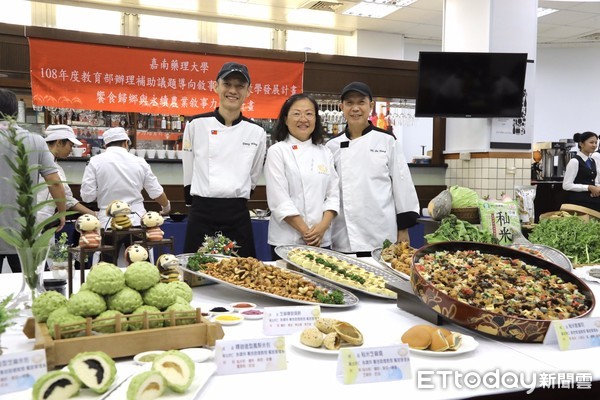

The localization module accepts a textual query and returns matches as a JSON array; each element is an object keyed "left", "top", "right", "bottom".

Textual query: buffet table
[{"left": 1, "top": 258, "right": 599, "bottom": 400}]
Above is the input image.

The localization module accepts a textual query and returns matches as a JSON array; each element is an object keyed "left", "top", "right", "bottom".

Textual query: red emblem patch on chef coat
[
  {"left": 211, "top": 130, "right": 218, "bottom": 135},
  {"left": 292, "top": 145, "right": 298, "bottom": 150}
]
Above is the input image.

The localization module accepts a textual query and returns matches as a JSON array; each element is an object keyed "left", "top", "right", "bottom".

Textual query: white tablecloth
[{"left": 1, "top": 259, "right": 599, "bottom": 400}]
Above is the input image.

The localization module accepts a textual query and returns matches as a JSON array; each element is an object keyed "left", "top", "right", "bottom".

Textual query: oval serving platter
[
  {"left": 177, "top": 256, "right": 359, "bottom": 308},
  {"left": 275, "top": 245, "right": 403, "bottom": 300},
  {"left": 371, "top": 247, "right": 411, "bottom": 281},
  {"left": 506, "top": 243, "right": 573, "bottom": 271}
]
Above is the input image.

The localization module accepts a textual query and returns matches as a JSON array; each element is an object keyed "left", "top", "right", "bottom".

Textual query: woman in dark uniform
[{"left": 562, "top": 131, "right": 600, "bottom": 211}]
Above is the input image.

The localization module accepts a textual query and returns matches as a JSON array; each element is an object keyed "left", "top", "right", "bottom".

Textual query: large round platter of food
[
  {"left": 411, "top": 242, "right": 595, "bottom": 343},
  {"left": 372, "top": 240, "right": 415, "bottom": 280},
  {"left": 178, "top": 253, "right": 359, "bottom": 308},
  {"left": 275, "top": 245, "right": 403, "bottom": 299}
]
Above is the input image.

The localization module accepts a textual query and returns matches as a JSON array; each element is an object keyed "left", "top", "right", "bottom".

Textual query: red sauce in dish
[{"left": 232, "top": 303, "right": 253, "bottom": 308}]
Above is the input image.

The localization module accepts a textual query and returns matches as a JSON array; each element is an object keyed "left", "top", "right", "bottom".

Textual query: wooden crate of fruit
[{"left": 23, "top": 309, "right": 224, "bottom": 369}]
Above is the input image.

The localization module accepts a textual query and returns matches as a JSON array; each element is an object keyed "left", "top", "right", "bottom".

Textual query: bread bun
[
  {"left": 445, "top": 332, "right": 462, "bottom": 350},
  {"left": 315, "top": 317, "right": 338, "bottom": 334},
  {"left": 323, "top": 332, "right": 341, "bottom": 350},
  {"left": 429, "top": 329, "right": 450, "bottom": 352},
  {"left": 401, "top": 325, "right": 432, "bottom": 350},
  {"left": 422, "top": 324, "right": 451, "bottom": 337},
  {"left": 300, "top": 327, "right": 324, "bottom": 348}
]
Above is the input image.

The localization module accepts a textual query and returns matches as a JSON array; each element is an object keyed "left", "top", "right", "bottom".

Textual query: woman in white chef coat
[
  {"left": 562, "top": 131, "right": 600, "bottom": 211},
  {"left": 265, "top": 93, "right": 339, "bottom": 259},
  {"left": 326, "top": 82, "right": 420, "bottom": 254}
]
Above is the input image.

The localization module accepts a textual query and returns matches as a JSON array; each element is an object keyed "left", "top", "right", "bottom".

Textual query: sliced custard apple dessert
[
  {"left": 32, "top": 370, "right": 80, "bottom": 400},
  {"left": 67, "top": 351, "right": 117, "bottom": 394},
  {"left": 127, "top": 371, "right": 165, "bottom": 400},
  {"left": 152, "top": 350, "right": 195, "bottom": 393}
]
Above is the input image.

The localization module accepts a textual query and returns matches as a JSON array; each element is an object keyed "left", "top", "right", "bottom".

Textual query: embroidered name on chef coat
[
  {"left": 370, "top": 148, "right": 387, "bottom": 153},
  {"left": 317, "top": 164, "right": 329, "bottom": 174}
]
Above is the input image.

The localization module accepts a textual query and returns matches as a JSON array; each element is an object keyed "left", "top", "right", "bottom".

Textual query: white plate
[
  {"left": 289, "top": 331, "right": 365, "bottom": 355},
  {"left": 239, "top": 309, "right": 264, "bottom": 320},
  {"left": 229, "top": 302, "right": 257, "bottom": 312},
  {"left": 180, "top": 348, "right": 213, "bottom": 363},
  {"left": 133, "top": 350, "right": 164, "bottom": 365},
  {"left": 212, "top": 313, "right": 244, "bottom": 325},
  {"left": 408, "top": 334, "right": 479, "bottom": 357},
  {"left": 573, "top": 265, "right": 600, "bottom": 284},
  {"left": 107, "top": 363, "right": 217, "bottom": 399}
]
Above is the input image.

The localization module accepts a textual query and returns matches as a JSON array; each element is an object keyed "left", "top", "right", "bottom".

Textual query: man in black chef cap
[{"left": 181, "top": 62, "right": 267, "bottom": 257}]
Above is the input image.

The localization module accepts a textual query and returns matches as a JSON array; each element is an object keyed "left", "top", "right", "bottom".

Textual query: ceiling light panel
[{"left": 343, "top": 0, "right": 418, "bottom": 19}]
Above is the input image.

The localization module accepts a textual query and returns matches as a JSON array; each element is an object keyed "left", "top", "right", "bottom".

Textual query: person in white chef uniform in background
[
  {"left": 265, "top": 93, "right": 339, "bottom": 260},
  {"left": 80, "top": 127, "right": 171, "bottom": 265},
  {"left": 182, "top": 62, "right": 266, "bottom": 258},
  {"left": 326, "top": 82, "right": 420, "bottom": 255},
  {"left": 36, "top": 125, "right": 96, "bottom": 230}
]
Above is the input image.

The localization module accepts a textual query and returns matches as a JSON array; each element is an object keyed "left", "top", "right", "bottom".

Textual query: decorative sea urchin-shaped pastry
[
  {"left": 152, "top": 350, "right": 195, "bottom": 393},
  {"left": 32, "top": 370, "right": 80, "bottom": 400},
  {"left": 127, "top": 371, "right": 165, "bottom": 400},
  {"left": 68, "top": 351, "right": 117, "bottom": 394}
]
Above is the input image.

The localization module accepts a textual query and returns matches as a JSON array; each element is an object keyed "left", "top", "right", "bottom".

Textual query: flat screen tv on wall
[{"left": 415, "top": 52, "right": 528, "bottom": 118}]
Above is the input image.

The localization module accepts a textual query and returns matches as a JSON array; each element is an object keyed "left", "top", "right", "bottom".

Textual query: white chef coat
[
  {"left": 563, "top": 151, "right": 600, "bottom": 192},
  {"left": 182, "top": 110, "right": 266, "bottom": 200},
  {"left": 265, "top": 135, "right": 339, "bottom": 247},
  {"left": 36, "top": 161, "right": 79, "bottom": 224},
  {"left": 80, "top": 146, "right": 164, "bottom": 229},
  {"left": 326, "top": 125, "right": 420, "bottom": 253}
]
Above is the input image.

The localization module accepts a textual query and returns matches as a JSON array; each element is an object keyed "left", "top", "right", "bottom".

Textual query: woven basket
[{"left": 451, "top": 207, "right": 480, "bottom": 224}]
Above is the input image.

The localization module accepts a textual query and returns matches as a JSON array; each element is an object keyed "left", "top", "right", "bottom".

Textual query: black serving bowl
[
  {"left": 410, "top": 241, "right": 596, "bottom": 343},
  {"left": 169, "top": 213, "right": 187, "bottom": 222}
]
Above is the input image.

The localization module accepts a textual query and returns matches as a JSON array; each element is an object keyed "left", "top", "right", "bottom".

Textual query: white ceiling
[{"left": 38, "top": 0, "right": 600, "bottom": 46}]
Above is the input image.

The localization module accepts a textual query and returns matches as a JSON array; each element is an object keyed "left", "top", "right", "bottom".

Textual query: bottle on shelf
[
  {"left": 377, "top": 105, "right": 388, "bottom": 130},
  {"left": 160, "top": 115, "right": 167, "bottom": 130}
]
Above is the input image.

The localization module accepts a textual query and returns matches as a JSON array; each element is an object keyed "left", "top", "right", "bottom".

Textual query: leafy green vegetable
[
  {"left": 186, "top": 253, "right": 218, "bottom": 272},
  {"left": 449, "top": 185, "right": 480, "bottom": 208},
  {"left": 425, "top": 214, "right": 498, "bottom": 244},
  {"left": 528, "top": 216, "right": 600, "bottom": 264},
  {"left": 313, "top": 289, "right": 345, "bottom": 305},
  {"left": 382, "top": 239, "right": 393, "bottom": 249}
]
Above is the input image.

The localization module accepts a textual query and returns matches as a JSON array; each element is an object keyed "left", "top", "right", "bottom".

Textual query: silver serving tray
[
  {"left": 507, "top": 244, "right": 573, "bottom": 271},
  {"left": 275, "top": 245, "right": 402, "bottom": 300},
  {"left": 371, "top": 247, "right": 410, "bottom": 281},
  {"left": 176, "top": 253, "right": 359, "bottom": 308}
]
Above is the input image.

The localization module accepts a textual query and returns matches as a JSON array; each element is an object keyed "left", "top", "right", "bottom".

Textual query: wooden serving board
[{"left": 24, "top": 317, "right": 224, "bottom": 370}]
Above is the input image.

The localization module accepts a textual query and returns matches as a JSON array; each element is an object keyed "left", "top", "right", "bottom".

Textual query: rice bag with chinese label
[{"left": 478, "top": 200, "right": 521, "bottom": 244}]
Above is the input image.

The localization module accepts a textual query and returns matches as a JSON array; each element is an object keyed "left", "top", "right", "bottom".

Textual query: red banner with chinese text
[{"left": 29, "top": 38, "right": 304, "bottom": 118}]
